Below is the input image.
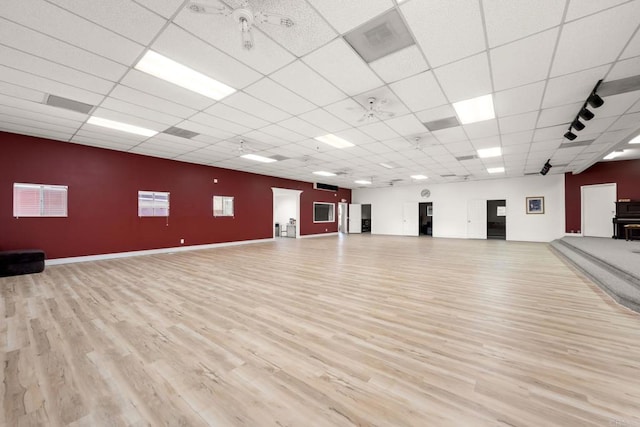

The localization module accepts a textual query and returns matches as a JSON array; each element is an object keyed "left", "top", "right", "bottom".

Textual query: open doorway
[
  {"left": 487, "top": 200, "right": 506, "bottom": 240},
  {"left": 271, "top": 188, "right": 302, "bottom": 238},
  {"left": 361, "top": 204, "right": 371, "bottom": 233},
  {"left": 419, "top": 202, "right": 433, "bottom": 236},
  {"left": 338, "top": 202, "right": 348, "bottom": 233}
]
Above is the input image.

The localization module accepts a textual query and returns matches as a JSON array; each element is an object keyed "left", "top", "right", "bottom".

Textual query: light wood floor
[{"left": 2, "top": 235, "right": 640, "bottom": 426}]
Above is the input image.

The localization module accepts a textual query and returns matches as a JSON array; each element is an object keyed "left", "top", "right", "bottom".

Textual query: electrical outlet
[{"left": 180, "top": 238, "right": 184, "bottom": 244}]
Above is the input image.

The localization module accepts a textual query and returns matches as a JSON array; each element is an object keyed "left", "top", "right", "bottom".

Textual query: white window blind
[
  {"left": 13, "top": 183, "right": 68, "bottom": 217},
  {"left": 138, "top": 191, "right": 170, "bottom": 217},
  {"left": 213, "top": 196, "right": 234, "bottom": 217}
]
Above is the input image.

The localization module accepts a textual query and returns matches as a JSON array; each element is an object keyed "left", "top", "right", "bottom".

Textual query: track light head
[
  {"left": 564, "top": 130, "right": 577, "bottom": 140},
  {"left": 587, "top": 93, "right": 604, "bottom": 108},
  {"left": 572, "top": 119, "right": 585, "bottom": 131},
  {"left": 540, "top": 159, "right": 552, "bottom": 176},
  {"left": 579, "top": 107, "right": 594, "bottom": 121}
]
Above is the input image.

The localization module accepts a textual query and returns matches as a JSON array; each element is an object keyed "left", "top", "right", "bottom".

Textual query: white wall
[
  {"left": 352, "top": 174, "right": 565, "bottom": 242},
  {"left": 274, "top": 195, "right": 296, "bottom": 228}
]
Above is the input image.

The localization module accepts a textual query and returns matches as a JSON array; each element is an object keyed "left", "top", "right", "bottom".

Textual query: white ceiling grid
[{"left": 0, "top": 0, "right": 638, "bottom": 188}]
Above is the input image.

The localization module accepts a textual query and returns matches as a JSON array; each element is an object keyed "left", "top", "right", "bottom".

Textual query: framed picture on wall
[{"left": 526, "top": 196, "right": 544, "bottom": 214}]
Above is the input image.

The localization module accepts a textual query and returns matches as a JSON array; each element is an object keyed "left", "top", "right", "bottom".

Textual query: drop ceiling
[{"left": 1, "top": 0, "right": 640, "bottom": 188}]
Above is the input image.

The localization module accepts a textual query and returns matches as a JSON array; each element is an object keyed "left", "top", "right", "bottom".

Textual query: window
[
  {"left": 313, "top": 202, "right": 335, "bottom": 223},
  {"left": 213, "top": 196, "right": 234, "bottom": 217},
  {"left": 13, "top": 183, "right": 68, "bottom": 217},
  {"left": 138, "top": 191, "right": 169, "bottom": 217}
]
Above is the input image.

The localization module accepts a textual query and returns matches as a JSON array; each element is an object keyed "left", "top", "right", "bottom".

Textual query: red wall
[
  {"left": 564, "top": 159, "right": 640, "bottom": 233},
  {"left": 0, "top": 132, "right": 351, "bottom": 259}
]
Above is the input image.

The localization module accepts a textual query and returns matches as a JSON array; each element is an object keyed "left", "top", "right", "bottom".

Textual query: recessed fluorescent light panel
[
  {"left": 477, "top": 147, "right": 502, "bottom": 158},
  {"left": 87, "top": 116, "right": 157, "bottom": 137},
  {"left": 379, "top": 162, "right": 395, "bottom": 169},
  {"left": 629, "top": 135, "right": 640, "bottom": 144},
  {"left": 453, "top": 94, "right": 495, "bottom": 124},
  {"left": 487, "top": 167, "right": 505, "bottom": 174},
  {"left": 604, "top": 151, "right": 624, "bottom": 160},
  {"left": 411, "top": 174, "right": 428, "bottom": 180},
  {"left": 240, "top": 154, "right": 277, "bottom": 163},
  {"left": 355, "top": 180, "right": 372, "bottom": 185},
  {"left": 313, "top": 171, "right": 336, "bottom": 177},
  {"left": 314, "top": 134, "right": 354, "bottom": 148},
  {"left": 135, "top": 50, "right": 236, "bottom": 101}
]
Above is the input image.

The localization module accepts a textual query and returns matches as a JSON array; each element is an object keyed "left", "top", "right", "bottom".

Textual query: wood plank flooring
[{"left": 2, "top": 235, "right": 640, "bottom": 426}]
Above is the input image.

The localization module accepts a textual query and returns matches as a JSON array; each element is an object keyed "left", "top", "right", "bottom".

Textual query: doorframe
[
  {"left": 271, "top": 188, "right": 303, "bottom": 238},
  {"left": 580, "top": 183, "right": 616, "bottom": 237},
  {"left": 338, "top": 202, "right": 348, "bottom": 233}
]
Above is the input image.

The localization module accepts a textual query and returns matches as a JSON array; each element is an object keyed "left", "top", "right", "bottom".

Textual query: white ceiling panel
[
  {"left": 565, "top": 0, "right": 630, "bottom": 21},
  {"left": 501, "top": 130, "right": 534, "bottom": 146},
  {"left": 335, "top": 128, "right": 376, "bottom": 145},
  {"left": 533, "top": 124, "right": 568, "bottom": 141},
  {"left": 150, "top": 24, "right": 262, "bottom": 91},
  {"left": 537, "top": 103, "right": 582, "bottom": 128},
  {"left": 384, "top": 114, "right": 427, "bottom": 136},
  {"left": 150, "top": 133, "right": 210, "bottom": 150},
  {"left": 120, "top": 70, "right": 215, "bottom": 111},
  {"left": 542, "top": 66, "right": 609, "bottom": 108},
  {"left": 99, "top": 98, "right": 181, "bottom": 126},
  {"left": 48, "top": 0, "right": 167, "bottom": 45},
  {"left": 390, "top": 72, "right": 448, "bottom": 111},
  {"left": 432, "top": 127, "right": 468, "bottom": 144},
  {"left": 277, "top": 117, "right": 326, "bottom": 139},
  {"left": 402, "top": 0, "right": 485, "bottom": 67},
  {"left": 0, "top": 45, "right": 115, "bottom": 94},
  {"left": 109, "top": 85, "right": 197, "bottom": 118},
  {"left": 415, "top": 105, "right": 457, "bottom": 123},
  {"left": 240, "top": 130, "right": 291, "bottom": 147},
  {"left": 298, "top": 108, "right": 351, "bottom": 133},
  {"left": 302, "top": 38, "right": 384, "bottom": 96},
  {"left": 324, "top": 98, "right": 371, "bottom": 126},
  {"left": 464, "top": 120, "right": 500, "bottom": 140},
  {"left": 0, "top": 65, "right": 105, "bottom": 106},
  {"left": 244, "top": 78, "right": 316, "bottom": 115},
  {"left": 173, "top": 5, "right": 295, "bottom": 75},
  {"left": 499, "top": 111, "right": 539, "bottom": 134},
  {"left": 434, "top": 53, "right": 492, "bottom": 103},
  {"left": 177, "top": 120, "right": 234, "bottom": 141},
  {"left": 621, "top": 28, "right": 640, "bottom": 59},
  {"left": 551, "top": 2, "right": 640, "bottom": 76},
  {"left": 259, "top": 124, "right": 306, "bottom": 143},
  {"left": 607, "top": 56, "right": 640, "bottom": 80},
  {"left": 205, "top": 104, "right": 269, "bottom": 129},
  {"left": 610, "top": 112, "right": 640, "bottom": 131},
  {"left": 0, "top": 0, "right": 144, "bottom": 65},
  {"left": 369, "top": 45, "right": 430, "bottom": 84},
  {"left": 222, "top": 92, "right": 291, "bottom": 123},
  {"left": 270, "top": 61, "right": 345, "bottom": 107},
  {"left": 490, "top": 28, "right": 558, "bottom": 91},
  {"left": 0, "top": 81, "right": 45, "bottom": 103},
  {"left": 0, "top": 94, "right": 88, "bottom": 122},
  {"left": 306, "top": 0, "right": 394, "bottom": 33},
  {"left": 358, "top": 121, "right": 401, "bottom": 141},
  {"left": 597, "top": 91, "right": 640, "bottom": 118},
  {"left": 494, "top": 81, "right": 546, "bottom": 118},
  {"left": 190, "top": 112, "right": 252, "bottom": 135},
  {"left": 133, "top": 0, "right": 183, "bottom": 19},
  {"left": 483, "top": 0, "right": 565, "bottom": 47},
  {"left": 70, "top": 135, "right": 138, "bottom": 151},
  {"left": 0, "top": 104, "right": 83, "bottom": 129},
  {"left": 0, "top": 18, "right": 127, "bottom": 82},
  {"left": 0, "top": 113, "right": 78, "bottom": 134}
]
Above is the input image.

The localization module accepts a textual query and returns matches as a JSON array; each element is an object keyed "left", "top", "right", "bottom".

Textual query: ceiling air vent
[
  {"left": 424, "top": 116, "right": 460, "bottom": 131},
  {"left": 344, "top": 9, "right": 415, "bottom": 63},
  {"left": 314, "top": 182, "right": 339, "bottom": 192},
  {"left": 599, "top": 75, "right": 640, "bottom": 97},
  {"left": 163, "top": 126, "right": 200, "bottom": 139},
  {"left": 44, "top": 94, "right": 94, "bottom": 114},
  {"left": 455, "top": 154, "right": 477, "bottom": 161},
  {"left": 269, "top": 154, "right": 289, "bottom": 161},
  {"left": 559, "top": 139, "right": 594, "bottom": 148},
  {"left": 440, "top": 174, "right": 456, "bottom": 178}
]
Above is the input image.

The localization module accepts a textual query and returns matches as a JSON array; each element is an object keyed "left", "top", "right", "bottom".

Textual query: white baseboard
[
  {"left": 299, "top": 232, "right": 339, "bottom": 239},
  {"left": 46, "top": 238, "right": 274, "bottom": 266},
  {"left": 564, "top": 232, "right": 583, "bottom": 237}
]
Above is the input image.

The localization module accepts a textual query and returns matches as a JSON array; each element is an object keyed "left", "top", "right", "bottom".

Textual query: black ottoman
[{"left": 0, "top": 250, "right": 46, "bottom": 277}]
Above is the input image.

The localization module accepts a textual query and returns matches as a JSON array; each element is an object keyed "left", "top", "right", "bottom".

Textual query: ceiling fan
[
  {"left": 187, "top": 1, "right": 295, "bottom": 50},
  {"left": 356, "top": 97, "right": 395, "bottom": 122}
]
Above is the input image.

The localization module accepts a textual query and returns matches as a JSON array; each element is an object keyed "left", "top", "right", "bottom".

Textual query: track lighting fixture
[
  {"left": 563, "top": 79, "right": 604, "bottom": 141},
  {"left": 540, "top": 159, "right": 552, "bottom": 176}
]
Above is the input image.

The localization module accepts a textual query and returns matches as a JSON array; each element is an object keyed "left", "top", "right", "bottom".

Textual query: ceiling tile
[
  {"left": 390, "top": 72, "right": 448, "bottom": 111},
  {"left": 432, "top": 127, "right": 468, "bottom": 143},
  {"left": 621, "top": 29, "right": 640, "bottom": 59},
  {"left": 358, "top": 121, "right": 400, "bottom": 141},
  {"left": 177, "top": 120, "right": 234, "bottom": 141},
  {"left": 0, "top": 112, "right": 78, "bottom": 134},
  {"left": 542, "top": 66, "right": 609, "bottom": 108},
  {"left": 369, "top": 45, "right": 429, "bottom": 84},
  {"left": 533, "top": 124, "right": 567, "bottom": 141},
  {"left": 434, "top": 53, "right": 492, "bottom": 103},
  {"left": 0, "top": 0, "right": 144, "bottom": 65},
  {"left": 0, "top": 81, "right": 45, "bottom": 103},
  {"left": 302, "top": 38, "right": 384, "bottom": 96},
  {"left": 190, "top": 112, "right": 252, "bottom": 135},
  {"left": 100, "top": 98, "right": 181, "bottom": 126},
  {"left": 464, "top": 120, "right": 499, "bottom": 139},
  {"left": 133, "top": 0, "right": 184, "bottom": 19},
  {"left": 306, "top": 0, "right": 394, "bottom": 33},
  {"left": 491, "top": 28, "right": 558, "bottom": 91},
  {"left": 384, "top": 114, "right": 427, "bottom": 136},
  {"left": 499, "top": 111, "right": 539, "bottom": 134},
  {"left": 270, "top": 61, "right": 345, "bottom": 107},
  {"left": 415, "top": 105, "right": 457, "bottom": 123},
  {"left": 483, "top": 0, "right": 565, "bottom": 47},
  {"left": 494, "top": 81, "right": 546, "bottom": 117},
  {"left": 597, "top": 91, "right": 640, "bottom": 118},
  {"left": 565, "top": 0, "right": 630, "bottom": 21},
  {"left": 502, "top": 130, "right": 534, "bottom": 145},
  {"left": 334, "top": 128, "right": 376, "bottom": 145},
  {"left": 259, "top": 124, "right": 306, "bottom": 143},
  {"left": 205, "top": 103, "right": 269, "bottom": 129},
  {"left": 244, "top": 78, "right": 316, "bottom": 115},
  {"left": 401, "top": 0, "right": 485, "bottom": 67},
  {"left": 298, "top": 108, "right": 351, "bottom": 133},
  {"left": 109, "top": 85, "right": 197, "bottom": 118},
  {"left": 551, "top": 2, "right": 640, "bottom": 76},
  {"left": 607, "top": 56, "right": 640, "bottom": 80},
  {"left": 222, "top": 92, "right": 291, "bottom": 123},
  {"left": 277, "top": 117, "right": 325, "bottom": 138},
  {"left": 0, "top": 93, "right": 87, "bottom": 122},
  {"left": 48, "top": 0, "right": 166, "bottom": 45},
  {"left": 537, "top": 102, "right": 582, "bottom": 128}
]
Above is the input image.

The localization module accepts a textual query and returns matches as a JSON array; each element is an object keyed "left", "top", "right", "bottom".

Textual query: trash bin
[{"left": 275, "top": 223, "right": 280, "bottom": 237}]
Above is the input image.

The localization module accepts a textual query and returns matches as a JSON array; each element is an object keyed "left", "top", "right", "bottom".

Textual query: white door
[
  {"left": 582, "top": 183, "right": 616, "bottom": 237},
  {"left": 349, "top": 203, "right": 362, "bottom": 233},
  {"left": 403, "top": 202, "right": 419, "bottom": 236},
  {"left": 339, "top": 202, "right": 348, "bottom": 233},
  {"left": 467, "top": 199, "right": 487, "bottom": 239}
]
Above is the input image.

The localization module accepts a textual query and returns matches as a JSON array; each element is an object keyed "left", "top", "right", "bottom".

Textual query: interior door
[
  {"left": 582, "top": 183, "right": 616, "bottom": 237},
  {"left": 403, "top": 202, "right": 419, "bottom": 236},
  {"left": 349, "top": 203, "right": 362, "bottom": 233},
  {"left": 467, "top": 199, "right": 487, "bottom": 239}
]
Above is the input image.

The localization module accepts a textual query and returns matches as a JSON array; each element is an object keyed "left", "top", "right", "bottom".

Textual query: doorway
[
  {"left": 487, "top": 200, "right": 506, "bottom": 240},
  {"left": 271, "top": 188, "right": 302, "bottom": 238},
  {"left": 361, "top": 204, "right": 371, "bottom": 233},
  {"left": 338, "top": 202, "right": 348, "bottom": 233},
  {"left": 582, "top": 183, "right": 616, "bottom": 237},
  {"left": 419, "top": 202, "right": 433, "bottom": 236}
]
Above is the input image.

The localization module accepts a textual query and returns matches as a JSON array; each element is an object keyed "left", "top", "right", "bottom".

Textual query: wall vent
[
  {"left": 314, "top": 182, "right": 339, "bottom": 192},
  {"left": 44, "top": 94, "right": 94, "bottom": 114}
]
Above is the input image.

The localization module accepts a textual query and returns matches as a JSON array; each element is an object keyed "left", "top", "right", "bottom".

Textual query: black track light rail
[{"left": 563, "top": 79, "right": 605, "bottom": 141}]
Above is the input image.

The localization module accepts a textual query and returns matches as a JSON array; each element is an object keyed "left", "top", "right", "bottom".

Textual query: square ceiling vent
[{"left": 344, "top": 9, "right": 415, "bottom": 63}]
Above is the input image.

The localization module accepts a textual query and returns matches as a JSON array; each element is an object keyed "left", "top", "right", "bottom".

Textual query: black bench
[{"left": 0, "top": 250, "right": 46, "bottom": 277}]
